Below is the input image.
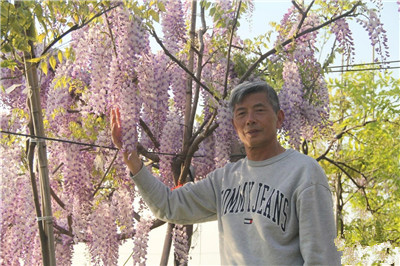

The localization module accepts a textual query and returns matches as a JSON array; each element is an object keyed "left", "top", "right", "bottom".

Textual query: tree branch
[
  {"left": 53, "top": 222, "right": 73, "bottom": 237},
  {"left": 179, "top": 111, "right": 218, "bottom": 185},
  {"left": 320, "top": 156, "right": 361, "bottom": 187},
  {"left": 223, "top": 0, "right": 242, "bottom": 99},
  {"left": 150, "top": 29, "right": 220, "bottom": 102},
  {"left": 189, "top": 4, "right": 207, "bottom": 139},
  {"left": 137, "top": 143, "right": 160, "bottom": 162},
  {"left": 239, "top": 1, "right": 362, "bottom": 83},
  {"left": 321, "top": 156, "right": 378, "bottom": 213},
  {"left": 92, "top": 149, "right": 119, "bottom": 198},
  {"left": 41, "top": 3, "right": 122, "bottom": 57},
  {"left": 316, "top": 119, "right": 377, "bottom": 161},
  {"left": 139, "top": 118, "right": 160, "bottom": 149}
]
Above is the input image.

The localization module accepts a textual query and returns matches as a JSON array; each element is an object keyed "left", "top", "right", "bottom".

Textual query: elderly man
[{"left": 111, "top": 81, "right": 341, "bottom": 265}]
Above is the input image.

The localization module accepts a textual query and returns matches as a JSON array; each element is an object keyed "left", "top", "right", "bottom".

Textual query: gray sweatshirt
[{"left": 131, "top": 149, "right": 341, "bottom": 265}]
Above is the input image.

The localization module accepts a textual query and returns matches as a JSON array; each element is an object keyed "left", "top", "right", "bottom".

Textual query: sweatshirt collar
[{"left": 246, "top": 149, "right": 294, "bottom": 167}]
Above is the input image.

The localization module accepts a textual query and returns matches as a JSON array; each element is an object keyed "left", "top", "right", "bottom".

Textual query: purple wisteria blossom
[
  {"left": 161, "top": 0, "right": 186, "bottom": 55},
  {"left": 88, "top": 201, "right": 119, "bottom": 265},
  {"left": 159, "top": 112, "right": 184, "bottom": 187},
  {"left": 214, "top": 101, "right": 234, "bottom": 167},
  {"left": 173, "top": 224, "right": 189, "bottom": 264},
  {"left": 330, "top": 18, "right": 355, "bottom": 64},
  {"left": 132, "top": 217, "right": 152, "bottom": 265}
]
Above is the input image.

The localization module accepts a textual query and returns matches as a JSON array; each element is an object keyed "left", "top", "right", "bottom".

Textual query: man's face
[{"left": 232, "top": 92, "right": 284, "bottom": 151}]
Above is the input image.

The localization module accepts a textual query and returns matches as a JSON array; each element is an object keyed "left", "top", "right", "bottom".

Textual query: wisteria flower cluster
[
  {"left": 106, "top": 6, "right": 149, "bottom": 154},
  {"left": 274, "top": 5, "right": 332, "bottom": 148},
  {"left": 330, "top": 18, "right": 355, "bottom": 64},
  {"left": 88, "top": 201, "right": 119, "bottom": 266},
  {"left": 132, "top": 217, "right": 152, "bottom": 265},
  {"left": 356, "top": 6, "right": 390, "bottom": 62},
  {"left": 172, "top": 224, "right": 189, "bottom": 265},
  {"left": 159, "top": 112, "right": 184, "bottom": 187},
  {"left": 161, "top": 0, "right": 186, "bottom": 55},
  {"left": 214, "top": 101, "right": 235, "bottom": 167}
]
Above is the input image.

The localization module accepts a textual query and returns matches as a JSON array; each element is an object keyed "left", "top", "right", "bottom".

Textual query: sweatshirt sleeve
[
  {"left": 297, "top": 184, "right": 342, "bottom": 265},
  {"left": 130, "top": 166, "right": 218, "bottom": 224}
]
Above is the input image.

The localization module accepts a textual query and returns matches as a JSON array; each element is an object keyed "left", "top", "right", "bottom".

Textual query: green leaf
[
  {"left": 49, "top": 55, "right": 57, "bottom": 70},
  {"left": 25, "top": 57, "right": 42, "bottom": 63},
  {"left": 149, "top": 9, "right": 159, "bottom": 22},
  {"left": 37, "top": 33, "right": 46, "bottom": 43},
  {"left": 0, "top": 59, "right": 17, "bottom": 70},
  {"left": 57, "top": 50, "right": 63, "bottom": 64},
  {"left": 157, "top": 1, "right": 166, "bottom": 12},
  {"left": 25, "top": 54, "right": 47, "bottom": 63},
  {"left": 40, "top": 60, "right": 48, "bottom": 75}
]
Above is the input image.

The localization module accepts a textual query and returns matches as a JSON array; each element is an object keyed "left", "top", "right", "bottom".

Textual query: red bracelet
[{"left": 171, "top": 183, "right": 183, "bottom": 191}]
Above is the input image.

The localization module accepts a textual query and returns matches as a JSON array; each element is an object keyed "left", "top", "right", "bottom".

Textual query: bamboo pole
[
  {"left": 27, "top": 136, "right": 49, "bottom": 265},
  {"left": 24, "top": 19, "right": 57, "bottom": 266},
  {"left": 160, "top": 223, "right": 175, "bottom": 265}
]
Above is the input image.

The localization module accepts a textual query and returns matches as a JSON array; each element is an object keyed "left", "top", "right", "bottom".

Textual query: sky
[{"left": 72, "top": 1, "right": 400, "bottom": 265}]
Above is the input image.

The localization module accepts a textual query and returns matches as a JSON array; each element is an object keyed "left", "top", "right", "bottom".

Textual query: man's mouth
[{"left": 246, "top": 129, "right": 260, "bottom": 135}]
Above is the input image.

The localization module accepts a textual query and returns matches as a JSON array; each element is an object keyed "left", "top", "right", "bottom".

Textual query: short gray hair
[{"left": 228, "top": 81, "right": 280, "bottom": 113}]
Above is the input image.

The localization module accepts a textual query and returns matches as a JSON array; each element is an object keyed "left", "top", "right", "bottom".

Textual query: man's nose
[{"left": 246, "top": 112, "right": 256, "bottom": 125}]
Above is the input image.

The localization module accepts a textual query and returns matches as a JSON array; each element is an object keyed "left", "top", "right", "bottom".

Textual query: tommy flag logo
[{"left": 244, "top": 218, "right": 253, "bottom": 224}]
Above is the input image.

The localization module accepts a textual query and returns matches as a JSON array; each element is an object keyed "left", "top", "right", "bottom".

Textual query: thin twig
[
  {"left": 92, "top": 149, "right": 119, "bottom": 198},
  {"left": 150, "top": 29, "right": 219, "bottom": 102},
  {"left": 223, "top": 0, "right": 242, "bottom": 99},
  {"left": 316, "top": 120, "right": 377, "bottom": 161},
  {"left": 139, "top": 119, "right": 160, "bottom": 149},
  {"left": 189, "top": 4, "right": 207, "bottom": 138}
]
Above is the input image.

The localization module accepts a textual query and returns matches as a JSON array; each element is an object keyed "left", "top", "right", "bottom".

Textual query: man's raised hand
[
  {"left": 110, "top": 107, "right": 143, "bottom": 175},
  {"left": 111, "top": 108, "right": 123, "bottom": 150}
]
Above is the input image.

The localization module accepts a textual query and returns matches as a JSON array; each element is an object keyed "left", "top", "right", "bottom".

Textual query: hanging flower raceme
[
  {"left": 111, "top": 186, "right": 135, "bottom": 236},
  {"left": 132, "top": 217, "right": 152, "bottom": 265},
  {"left": 161, "top": 0, "right": 186, "bottom": 55},
  {"left": 137, "top": 52, "right": 170, "bottom": 145},
  {"left": 279, "top": 59, "right": 330, "bottom": 148},
  {"left": 62, "top": 142, "right": 94, "bottom": 203},
  {"left": 192, "top": 133, "right": 216, "bottom": 180},
  {"left": 173, "top": 224, "right": 189, "bottom": 265},
  {"left": 357, "top": 6, "right": 389, "bottom": 62},
  {"left": 46, "top": 59, "right": 76, "bottom": 133},
  {"left": 279, "top": 60, "right": 304, "bottom": 148},
  {"left": 170, "top": 63, "right": 187, "bottom": 114},
  {"left": 107, "top": 6, "right": 149, "bottom": 154},
  {"left": 0, "top": 143, "right": 38, "bottom": 265},
  {"left": 159, "top": 112, "right": 184, "bottom": 187},
  {"left": 88, "top": 201, "right": 119, "bottom": 266},
  {"left": 214, "top": 100, "right": 234, "bottom": 168},
  {"left": 80, "top": 24, "right": 113, "bottom": 116},
  {"left": 330, "top": 18, "right": 355, "bottom": 64}
]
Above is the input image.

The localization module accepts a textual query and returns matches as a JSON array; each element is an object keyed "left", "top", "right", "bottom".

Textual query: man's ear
[{"left": 276, "top": 109, "right": 285, "bottom": 129}]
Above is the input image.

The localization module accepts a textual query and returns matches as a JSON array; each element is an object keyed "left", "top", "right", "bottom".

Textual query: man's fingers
[
  {"left": 111, "top": 108, "right": 120, "bottom": 130},
  {"left": 115, "top": 107, "right": 121, "bottom": 128}
]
